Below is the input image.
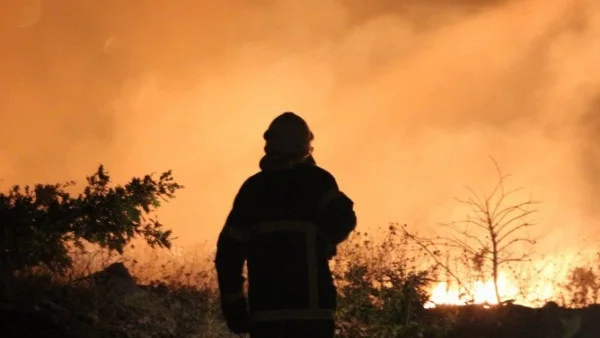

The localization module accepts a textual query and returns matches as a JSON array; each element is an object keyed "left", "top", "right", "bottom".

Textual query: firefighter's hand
[{"left": 221, "top": 296, "right": 250, "bottom": 334}]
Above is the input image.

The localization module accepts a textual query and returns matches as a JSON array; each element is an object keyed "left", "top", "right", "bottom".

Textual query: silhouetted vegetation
[
  {"left": 403, "top": 158, "right": 540, "bottom": 305},
  {"left": 2, "top": 165, "right": 600, "bottom": 337},
  {"left": 331, "top": 226, "right": 443, "bottom": 337},
  {"left": 0, "top": 165, "right": 182, "bottom": 278}
]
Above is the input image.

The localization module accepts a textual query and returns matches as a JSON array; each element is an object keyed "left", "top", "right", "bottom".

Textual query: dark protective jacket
[{"left": 215, "top": 159, "right": 357, "bottom": 332}]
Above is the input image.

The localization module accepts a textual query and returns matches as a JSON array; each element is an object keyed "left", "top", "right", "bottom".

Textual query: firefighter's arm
[
  {"left": 214, "top": 183, "right": 251, "bottom": 334},
  {"left": 316, "top": 177, "right": 357, "bottom": 245}
]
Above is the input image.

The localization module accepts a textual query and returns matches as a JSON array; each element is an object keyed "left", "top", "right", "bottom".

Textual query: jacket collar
[{"left": 259, "top": 154, "right": 316, "bottom": 171}]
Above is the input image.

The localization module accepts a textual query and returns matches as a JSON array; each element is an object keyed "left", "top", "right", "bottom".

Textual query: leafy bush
[
  {"left": 560, "top": 253, "right": 600, "bottom": 308},
  {"left": 0, "top": 165, "right": 183, "bottom": 278},
  {"left": 332, "top": 225, "right": 442, "bottom": 337}
]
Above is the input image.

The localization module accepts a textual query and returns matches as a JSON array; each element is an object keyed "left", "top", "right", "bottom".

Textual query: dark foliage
[{"left": 0, "top": 165, "right": 183, "bottom": 277}]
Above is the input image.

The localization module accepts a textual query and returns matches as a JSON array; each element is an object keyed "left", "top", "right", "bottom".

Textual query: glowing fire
[
  {"left": 425, "top": 273, "right": 522, "bottom": 308},
  {"left": 422, "top": 252, "right": 591, "bottom": 309}
]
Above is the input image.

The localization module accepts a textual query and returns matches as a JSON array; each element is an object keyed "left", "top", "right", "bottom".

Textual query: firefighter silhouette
[{"left": 215, "top": 112, "right": 357, "bottom": 338}]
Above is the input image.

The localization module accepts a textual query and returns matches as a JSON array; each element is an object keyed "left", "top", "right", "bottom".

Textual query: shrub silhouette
[
  {"left": 4, "top": 164, "right": 599, "bottom": 337},
  {"left": 0, "top": 165, "right": 183, "bottom": 278},
  {"left": 332, "top": 225, "right": 440, "bottom": 337}
]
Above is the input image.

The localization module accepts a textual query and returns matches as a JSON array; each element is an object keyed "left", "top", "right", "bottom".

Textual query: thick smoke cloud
[{"left": 1, "top": 0, "right": 599, "bottom": 252}]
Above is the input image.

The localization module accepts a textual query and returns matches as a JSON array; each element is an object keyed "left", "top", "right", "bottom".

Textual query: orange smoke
[{"left": 0, "top": 0, "right": 599, "bottom": 266}]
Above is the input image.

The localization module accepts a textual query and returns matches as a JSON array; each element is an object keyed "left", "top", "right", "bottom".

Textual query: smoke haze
[{"left": 1, "top": 0, "right": 599, "bottom": 253}]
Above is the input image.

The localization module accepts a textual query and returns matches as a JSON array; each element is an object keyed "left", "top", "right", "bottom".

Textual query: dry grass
[{"left": 4, "top": 226, "right": 600, "bottom": 338}]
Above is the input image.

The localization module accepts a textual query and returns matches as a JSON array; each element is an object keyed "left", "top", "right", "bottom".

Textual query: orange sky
[{"left": 1, "top": 0, "right": 600, "bottom": 254}]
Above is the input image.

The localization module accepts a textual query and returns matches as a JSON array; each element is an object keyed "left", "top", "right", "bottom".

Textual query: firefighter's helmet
[{"left": 263, "top": 112, "right": 314, "bottom": 156}]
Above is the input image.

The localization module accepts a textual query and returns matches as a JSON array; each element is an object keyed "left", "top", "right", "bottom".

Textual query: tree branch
[{"left": 496, "top": 222, "right": 536, "bottom": 246}]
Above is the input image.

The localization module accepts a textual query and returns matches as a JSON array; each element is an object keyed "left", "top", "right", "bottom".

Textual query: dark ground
[
  {"left": 425, "top": 302, "right": 600, "bottom": 338},
  {"left": 2, "top": 263, "right": 600, "bottom": 338}
]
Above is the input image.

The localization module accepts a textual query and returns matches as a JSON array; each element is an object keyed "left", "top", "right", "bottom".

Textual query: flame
[
  {"left": 425, "top": 273, "right": 522, "bottom": 308},
  {"left": 422, "top": 251, "right": 596, "bottom": 308}
]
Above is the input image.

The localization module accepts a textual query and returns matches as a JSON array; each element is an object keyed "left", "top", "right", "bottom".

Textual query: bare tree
[{"left": 404, "top": 157, "right": 540, "bottom": 304}]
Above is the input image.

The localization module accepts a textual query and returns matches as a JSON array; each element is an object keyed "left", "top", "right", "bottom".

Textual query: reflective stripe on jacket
[{"left": 215, "top": 163, "right": 356, "bottom": 324}]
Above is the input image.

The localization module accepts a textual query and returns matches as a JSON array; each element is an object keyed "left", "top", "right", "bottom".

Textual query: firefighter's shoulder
[
  {"left": 242, "top": 167, "right": 271, "bottom": 186},
  {"left": 304, "top": 165, "right": 338, "bottom": 188},
  {"left": 230, "top": 172, "right": 265, "bottom": 203}
]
